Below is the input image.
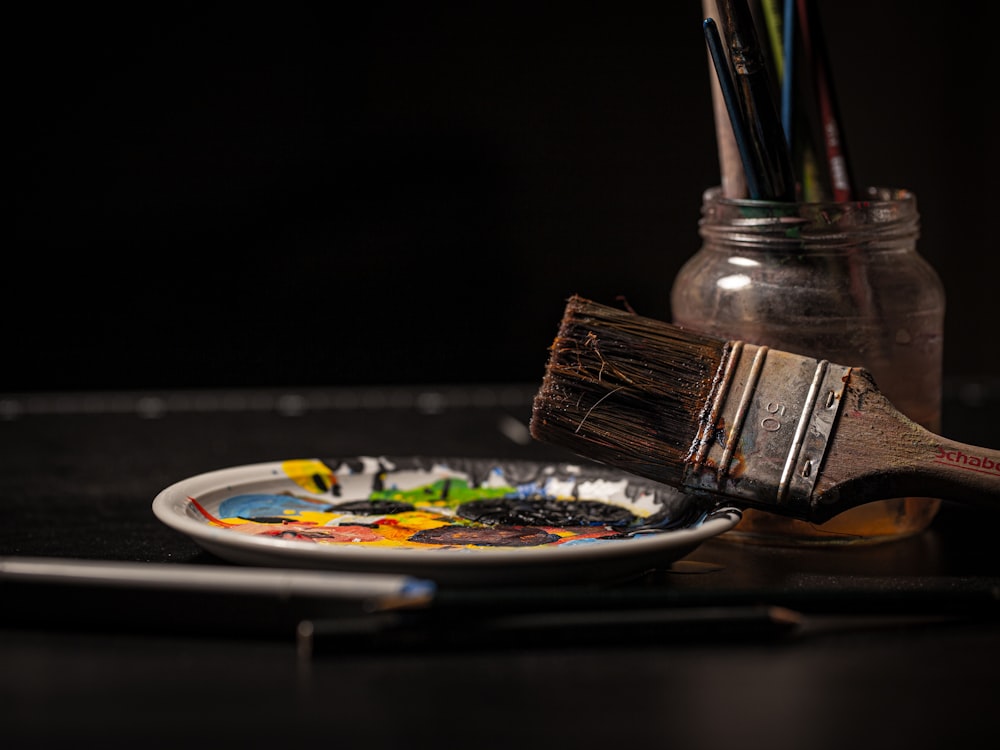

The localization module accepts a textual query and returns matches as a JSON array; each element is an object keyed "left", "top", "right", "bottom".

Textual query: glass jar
[{"left": 670, "top": 186, "right": 946, "bottom": 545}]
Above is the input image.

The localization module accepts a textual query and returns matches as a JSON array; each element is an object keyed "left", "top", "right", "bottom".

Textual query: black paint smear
[
  {"left": 408, "top": 525, "right": 561, "bottom": 547},
  {"left": 311, "top": 472, "right": 330, "bottom": 493},
  {"left": 456, "top": 496, "right": 638, "bottom": 528},
  {"left": 329, "top": 499, "right": 414, "bottom": 515}
]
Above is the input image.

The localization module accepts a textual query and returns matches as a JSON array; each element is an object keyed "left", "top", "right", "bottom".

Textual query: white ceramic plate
[{"left": 152, "top": 456, "right": 740, "bottom": 585}]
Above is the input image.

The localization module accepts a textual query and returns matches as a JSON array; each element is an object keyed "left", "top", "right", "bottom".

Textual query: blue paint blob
[{"left": 218, "top": 493, "right": 330, "bottom": 520}]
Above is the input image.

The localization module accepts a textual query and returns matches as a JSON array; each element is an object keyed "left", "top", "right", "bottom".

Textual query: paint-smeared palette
[{"left": 152, "top": 456, "right": 740, "bottom": 585}]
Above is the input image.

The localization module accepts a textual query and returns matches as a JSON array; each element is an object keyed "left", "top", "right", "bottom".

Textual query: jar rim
[
  {"left": 703, "top": 185, "right": 915, "bottom": 209},
  {"left": 699, "top": 185, "right": 919, "bottom": 243}
]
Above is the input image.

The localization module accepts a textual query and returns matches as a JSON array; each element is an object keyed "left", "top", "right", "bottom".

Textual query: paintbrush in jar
[
  {"left": 703, "top": 17, "right": 762, "bottom": 199},
  {"left": 794, "top": 0, "right": 856, "bottom": 201},
  {"left": 529, "top": 296, "right": 1000, "bottom": 525},
  {"left": 702, "top": 0, "right": 748, "bottom": 199},
  {"left": 713, "top": 0, "right": 796, "bottom": 200}
]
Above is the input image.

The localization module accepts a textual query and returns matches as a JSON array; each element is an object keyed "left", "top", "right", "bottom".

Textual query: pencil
[{"left": 529, "top": 296, "right": 1000, "bottom": 524}]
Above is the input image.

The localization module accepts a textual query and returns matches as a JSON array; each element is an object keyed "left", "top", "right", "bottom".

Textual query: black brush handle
[
  {"left": 704, "top": 17, "right": 762, "bottom": 198},
  {"left": 716, "top": 0, "right": 796, "bottom": 200}
]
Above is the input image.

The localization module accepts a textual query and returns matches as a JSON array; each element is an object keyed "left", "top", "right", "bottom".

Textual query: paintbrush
[
  {"left": 760, "top": 0, "right": 823, "bottom": 200},
  {"left": 703, "top": 17, "right": 762, "bottom": 199},
  {"left": 713, "top": 0, "right": 796, "bottom": 200},
  {"left": 529, "top": 296, "right": 1000, "bottom": 525},
  {"left": 702, "top": 0, "right": 748, "bottom": 199},
  {"left": 794, "top": 0, "right": 856, "bottom": 201}
]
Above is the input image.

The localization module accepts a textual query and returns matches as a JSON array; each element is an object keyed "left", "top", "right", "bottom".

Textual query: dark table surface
[{"left": 2, "top": 381, "right": 999, "bottom": 750}]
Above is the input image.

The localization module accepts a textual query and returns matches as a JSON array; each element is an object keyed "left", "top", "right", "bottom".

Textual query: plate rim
[{"left": 152, "top": 456, "right": 741, "bottom": 570}]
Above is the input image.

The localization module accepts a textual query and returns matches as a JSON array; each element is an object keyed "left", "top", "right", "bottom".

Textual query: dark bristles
[{"left": 529, "top": 295, "right": 730, "bottom": 488}]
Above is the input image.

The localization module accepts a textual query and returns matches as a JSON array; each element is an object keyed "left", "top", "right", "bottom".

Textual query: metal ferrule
[{"left": 683, "top": 341, "right": 850, "bottom": 515}]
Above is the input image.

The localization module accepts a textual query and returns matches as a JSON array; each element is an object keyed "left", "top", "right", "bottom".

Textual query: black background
[{"left": 9, "top": 2, "right": 997, "bottom": 392}]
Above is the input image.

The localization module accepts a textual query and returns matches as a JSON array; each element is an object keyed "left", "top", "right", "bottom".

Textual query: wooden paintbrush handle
[
  {"left": 815, "top": 369, "right": 1000, "bottom": 516},
  {"left": 924, "top": 436, "right": 1000, "bottom": 498}
]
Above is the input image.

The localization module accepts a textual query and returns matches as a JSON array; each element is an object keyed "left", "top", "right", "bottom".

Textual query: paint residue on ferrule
[{"left": 683, "top": 340, "right": 849, "bottom": 516}]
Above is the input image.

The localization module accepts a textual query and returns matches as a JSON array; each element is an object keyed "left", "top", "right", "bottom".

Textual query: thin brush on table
[{"left": 529, "top": 296, "right": 1000, "bottom": 524}]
